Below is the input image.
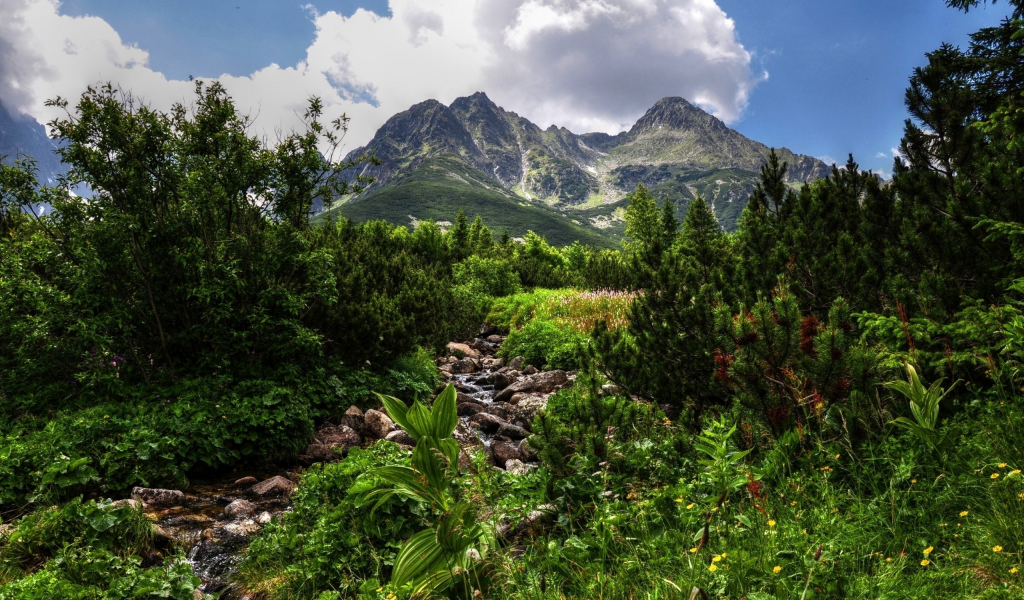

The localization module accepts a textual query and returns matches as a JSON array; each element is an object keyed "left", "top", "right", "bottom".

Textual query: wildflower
[
  {"left": 1012, "top": 470, "right": 1022, "bottom": 476},
  {"left": 376, "top": 588, "right": 383, "bottom": 593},
  {"left": 911, "top": 479, "right": 917, "bottom": 484},
  {"left": 686, "top": 503, "right": 695, "bottom": 510},
  {"left": 721, "top": 553, "right": 728, "bottom": 558},
  {"left": 999, "top": 463, "right": 1007, "bottom": 468},
  {"left": 712, "top": 556, "right": 722, "bottom": 563},
  {"left": 1011, "top": 567, "right": 1019, "bottom": 574},
  {"left": 689, "top": 547, "right": 698, "bottom": 553},
  {"left": 791, "top": 501, "right": 798, "bottom": 506},
  {"left": 994, "top": 546, "right": 1003, "bottom": 553},
  {"left": 923, "top": 547, "right": 933, "bottom": 555},
  {"left": 708, "top": 564, "right": 718, "bottom": 572},
  {"left": 886, "top": 557, "right": 893, "bottom": 563},
  {"left": 802, "top": 529, "right": 808, "bottom": 535},
  {"left": 768, "top": 520, "right": 777, "bottom": 527},
  {"left": 921, "top": 559, "right": 931, "bottom": 566},
  {"left": 1019, "top": 493, "right": 1024, "bottom": 500},
  {"left": 676, "top": 498, "right": 684, "bottom": 503},
  {"left": 959, "top": 511, "right": 969, "bottom": 517},
  {"left": 772, "top": 566, "right": 782, "bottom": 574},
  {"left": 991, "top": 473, "right": 1000, "bottom": 479}
]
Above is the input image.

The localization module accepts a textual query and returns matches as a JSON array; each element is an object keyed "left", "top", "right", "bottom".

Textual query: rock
[
  {"left": 508, "top": 393, "right": 524, "bottom": 405},
  {"left": 486, "top": 334, "right": 504, "bottom": 344},
  {"left": 456, "top": 392, "right": 478, "bottom": 404},
  {"left": 131, "top": 487, "right": 185, "bottom": 507},
  {"left": 385, "top": 430, "right": 417, "bottom": 446},
  {"left": 234, "top": 476, "right": 258, "bottom": 488},
  {"left": 340, "top": 406, "right": 367, "bottom": 436},
  {"left": 505, "top": 459, "right": 535, "bottom": 475},
  {"left": 457, "top": 401, "right": 485, "bottom": 416},
  {"left": 450, "top": 358, "right": 478, "bottom": 374},
  {"left": 222, "top": 519, "right": 260, "bottom": 538},
  {"left": 480, "top": 404, "right": 510, "bottom": 420},
  {"left": 601, "top": 383, "right": 621, "bottom": 396},
  {"left": 224, "top": 499, "right": 255, "bottom": 518},
  {"left": 112, "top": 498, "right": 142, "bottom": 511},
  {"left": 519, "top": 437, "right": 539, "bottom": 461},
  {"left": 480, "top": 323, "right": 500, "bottom": 337},
  {"left": 453, "top": 421, "right": 482, "bottom": 447},
  {"left": 257, "top": 511, "right": 273, "bottom": 524},
  {"left": 250, "top": 476, "right": 295, "bottom": 498},
  {"left": 509, "top": 395, "right": 549, "bottom": 423},
  {"left": 482, "top": 357, "right": 504, "bottom": 369},
  {"left": 438, "top": 363, "right": 453, "bottom": 374},
  {"left": 317, "top": 424, "right": 362, "bottom": 452},
  {"left": 488, "top": 372, "right": 513, "bottom": 390},
  {"left": 492, "top": 441, "right": 522, "bottom": 466},
  {"left": 522, "top": 365, "right": 539, "bottom": 375},
  {"left": 497, "top": 423, "right": 529, "bottom": 439},
  {"left": 469, "top": 412, "right": 506, "bottom": 433},
  {"left": 299, "top": 443, "right": 332, "bottom": 464},
  {"left": 194, "top": 590, "right": 205, "bottom": 600},
  {"left": 447, "top": 342, "right": 480, "bottom": 358},
  {"left": 493, "top": 370, "right": 568, "bottom": 403},
  {"left": 364, "top": 409, "right": 397, "bottom": 439},
  {"left": 468, "top": 339, "right": 492, "bottom": 355},
  {"left": 508, "top": 356, "right": 525, "bottom": 371}
]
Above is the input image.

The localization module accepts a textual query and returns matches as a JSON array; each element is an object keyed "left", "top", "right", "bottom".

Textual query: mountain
[
  {"left": 0, "top": 101, "right": 65, "bottom": 188},
  {"left": 330, "top": 93, "right": 832, "bottom": 244}
]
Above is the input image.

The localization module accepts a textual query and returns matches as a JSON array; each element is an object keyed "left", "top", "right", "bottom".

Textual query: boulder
[
  {"left": 224, "top": 499, "right": 255, "bottom": 518},
  {"left": 233, "top": 476, "right": 258, "bottom": 488},
  {"left": 457, "top": 401, "right": 485, "bottom": 416},
  {"left": 508, "top": 393, "right": 524, "bottom": 405},
  {"left": 447, "top": 342, "right": 480, "bottom": 358},
  {"left": 456, "top": 392, "right": 478, "bottom": 404},
  {"left": 298, "top": 443, "right": 335, "bottom": 464},
  {"left": 257, "top": 511, "right": 273, "bottom": 524},
  {"left": 468, "top": 339, "right": 493, "bottom": 355},
  {"left": 250, "top": 476, "right": 295, "bottom": 498},
  {"left": 497, "top": 423, "right": 530, "bottom": 440},
  {"left": 522, "top": 365, "right": 539, "bottom": 375},
  {"left": 316, "top": 424, "right": 362, "bottom": 451},
  {"left": 450, "top": 358, "right": 479, "bottom": 374},
  {"left": 493, "top": 370, "right": 568, "bottom": 403},
  {"left": 505, "top": 459, "right": 535, "bottom": 476},
  {"left": 519, "top": 437, "right": 539, "bottom": 461},
  {"left": 469, "top": 412, "right": 506, "bottom": 433},
  {"left": 364, "top": 409, "right": 397, "bottom": 439},
  {"left": 131, "top": 487, "right": 185, "bottom": 507},
  {"left": 480, "top": 403, "right": 510, "bottom": 420},
  {"left": 492, "top": 441, "right": 522, "bottom": 466},
  {"left": 453, "top": 421, "right": 482, "bottom": 447},
  {"left": 509, "top": 395, "right": 549, "bottom": 423},
  {"left": 339, "top": 406, "right": 367, "bottom": 436},
  {"left": 112, "top": 498, "right": 142, "bottom": 511},
  {"left": 487, "top": 372, "right": 513, "bottom": 391},
  {"left": 482, "top": 357, "right": 504, "bottom": 369},
  {"left": 486, "top": 335, "right": 504, "bottom": 344},
  {"left": 385, "top": 430, "right": 417, "bottom": 446},
  {"left": 508, "top": 356, "right": 525, "bottom": 371}
]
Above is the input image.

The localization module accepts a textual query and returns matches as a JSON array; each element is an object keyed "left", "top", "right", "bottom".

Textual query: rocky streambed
[{"left": 125, "top": 334, "right": 569, "bottom": 597}]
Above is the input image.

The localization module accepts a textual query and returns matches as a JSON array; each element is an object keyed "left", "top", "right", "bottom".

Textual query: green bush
[
  {"left": 235, "top": 441, "right": 426, "bottom": 599},
  {"left": 501, "top": 320, "right": 586, "bottom": 371}
]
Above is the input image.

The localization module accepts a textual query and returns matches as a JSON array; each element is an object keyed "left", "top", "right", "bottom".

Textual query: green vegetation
[{"left": 2, "top": 1, "right": 1024, "bottom": 598}]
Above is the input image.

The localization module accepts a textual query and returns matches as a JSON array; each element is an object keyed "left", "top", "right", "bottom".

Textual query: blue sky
[{"left": 16, "top": 1, "right": 1016, "bottom": 176}]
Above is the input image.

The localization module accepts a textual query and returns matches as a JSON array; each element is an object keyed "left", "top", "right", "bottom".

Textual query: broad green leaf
[{"left": 431, "top": 384, "right": 459, "bottom": 439}]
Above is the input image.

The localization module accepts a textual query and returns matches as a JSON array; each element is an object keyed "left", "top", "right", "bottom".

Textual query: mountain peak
[{"left": 629, "top": 96, "right": 726, "bottom": 136}]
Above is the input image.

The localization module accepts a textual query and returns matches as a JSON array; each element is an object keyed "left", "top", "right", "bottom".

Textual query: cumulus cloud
[{"left": 0, "top": 0, "right": 760, "bottom": 148}]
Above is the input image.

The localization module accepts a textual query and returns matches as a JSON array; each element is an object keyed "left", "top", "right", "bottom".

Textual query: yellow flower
[
  {"left": 959, "top": 511, "right": 969, "bottom": 517},
  {"left": 708, "top": 564, "right": 718, "bottom": 572},
  {"left": 999, "top": 463, "right": 1008, "bottom": 468},
  {"left": 686, "top": 503, "right": 695, "bottom": 510},
  {"left": 923, "top": 546, "right": 934, "bottom": 555},
  {"left": 772, "top": 566, "right": 782, "bottom": 574},
  {"left": 1011, "top": 567, "right": 1019, "bottom": 574},
  {"left": 802, "top": 529, "right": 808, "bottom": 535},
  {"left": 791, "top": 501, "right": 798, "bottom": 506},
  {"left": 376, "top": 588, "right": 383, "bottom": 593},
  {"left": 689, "top": 547, "right": 698, "bottom": 553},
  {"left": 675, "top": 498, "right": 683, "bottom": 503},
  {"left": 721, "top": 553, "right": 728, "bottom": 558},
  {"left": 994, "top": 546, "right": 1004, "bottom": 553},
  {"left": 991, "top": 473, "right": 1001, "bottom": 479},
  {"left": 911, "top": 479, "right": 917, "bottom": 484},
  {"left": 921, "top": 559, "right": 931, "bottom": 566},
  {"left": 886, "top": 557, "right": 893, "bottom": 563},
  {"left": 712, "top": 555, "right": 722, "bottom": 563},
  {"left": 768, "top": 520, "right": 777, "bottom": 527},
  {"left": 1013, "top": 470, "right": 1022, "bottom": 476},
  {"left": 1019, "top": 493, "right": 1024, "bottom": 500}
]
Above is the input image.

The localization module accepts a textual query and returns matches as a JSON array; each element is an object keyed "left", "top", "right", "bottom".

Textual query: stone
[
  {"left": 509, "top": 395, "right": 549, "bottom": 423},
  {"left": 453, "top": 421, "right": 482, "bottom": 447},
  {"left": 492, "top": 441, "right": 522, "bottom": 466},
  {"left": 480, "top": 404, "right": 510, "bottom": 420},
  {"left": 508, "top": 356, "right": 525, "bottom": 371},
  {"left": 250, "top": 476, "right": 295, "bottom": 498},
  {"left": 505, "top": 459, "right": 535, "bottom": 475},
  {"left": 450, "top": 358, "right": 478, "bottom": 374},
  {"left": 446, "top": 342, "right": 480, "bottom": 358},
  {"left": 468, "top": 412, "right": 506, "bottom": 433},
  {"left": 456, "top": 392, "right": 478, "bottom": 404},
  {"left": 340, "top": 406, "right": 367, "bottom": 436},
  {"left": 457, "top": 401, "right": 484, "bottom": 416},
  {"left": 234, "top": 476, "right": 258, "bottom": 488},
  {"left": 317, "top": 424, "right": 362, "bottom": 451},
  {"left": 364, "top": 409, "right": 397, "bottom": 439},
  {"left": 493, "top": 370, "right": 568, "bottom": 403},
  {"left": 487, "top": 372, "right": 513, "bottom": 391},
  {"left": 508, "top": 393, "right": 524, "bottom": 405},
  {"left": 519, "top": 438, "right": 539, "bottom": 461},
  {"left": 522, "top": 365, "right": 539, "bottom": 375},
  {"left": 482, "top": 357, "right": 504, "bottom": 369},
  {"left": 497, "top": 423, "right": 529, "bottom": 440},
  {"left": 112, "top": 498, "right": 142, "bottom": 511},
  {"left": 257, "top": 511, "right": 273, "bottom": 524},
  {"left": 224, "top": 499, "right": 255, "bottom": 518},
  {"left": 486, "top": 334, "right": 504, "bottom": 344},
  {"left": 385, "top": 430, "right": 417, "bottom": 446},
  {"left": 222, "top": 520, "right": 260, "bottom": 538},
  {"left": 131, "top": 487, "right": 185, "bottom": 507},
  {"left": 298, "top": 443, "right": 335, "bottom": 464}
]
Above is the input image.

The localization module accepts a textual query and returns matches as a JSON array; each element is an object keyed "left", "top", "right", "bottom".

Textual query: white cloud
[{"left": 0, "top": 0, "right": 759, "bottom": 149}]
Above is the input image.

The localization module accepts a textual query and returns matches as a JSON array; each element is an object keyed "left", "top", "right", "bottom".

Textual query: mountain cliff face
[
  {"left": 337, "top": 93, "right": 832, "bottom": 240},
  {"left": 0, "top": 101, "right": 64, "bottom": 186}
]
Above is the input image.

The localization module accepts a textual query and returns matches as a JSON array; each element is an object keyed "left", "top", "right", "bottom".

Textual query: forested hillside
[{"left": 1, "top": 1, "right": 1024, "bottom": 599}]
